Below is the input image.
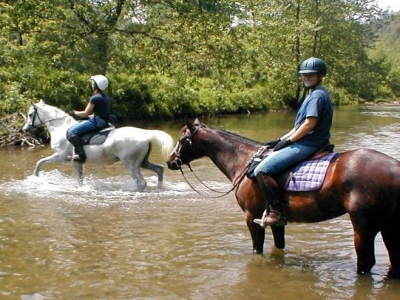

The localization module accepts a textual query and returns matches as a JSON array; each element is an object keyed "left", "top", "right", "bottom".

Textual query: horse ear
[
  {"left": 185, "top": 116, "right": 192, "bottom": 130},
  {"left": 185, "top": 116, "right": 198, "bottom": 132}
]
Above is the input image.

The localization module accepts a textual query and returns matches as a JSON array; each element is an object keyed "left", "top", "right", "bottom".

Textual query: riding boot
[
  {"left": 68, "top": 135, "right": 86, "bottom": 163},
  {"left": 254, "top": 172, "right": 286, "bottom": 227}
]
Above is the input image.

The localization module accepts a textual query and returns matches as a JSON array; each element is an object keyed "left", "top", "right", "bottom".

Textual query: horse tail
[{"left": 149, "top": 130, "right": 174, "bottom": 160}]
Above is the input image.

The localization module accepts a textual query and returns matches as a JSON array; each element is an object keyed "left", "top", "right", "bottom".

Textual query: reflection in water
[{"left": 1, "top": 106, "right": 400, "bottom": 299}]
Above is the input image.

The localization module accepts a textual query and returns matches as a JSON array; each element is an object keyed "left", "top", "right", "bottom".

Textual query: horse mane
[
  {"left": 195, "top": 121, "right": 261, "bottom": 146},
  {"left": 215, "top": 128, "right": 262, "bottom": 146},
  {"left": 36, "top": 101, "right": 70, "bottom": 118}
]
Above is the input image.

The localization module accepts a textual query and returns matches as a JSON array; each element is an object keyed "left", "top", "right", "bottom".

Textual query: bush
[{"left": 0, "top": 82, "right": 30, "bottom": 117}]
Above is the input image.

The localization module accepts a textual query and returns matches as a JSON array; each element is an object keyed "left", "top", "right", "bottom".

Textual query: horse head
[
  {"left": 22, "top": 99, "right": 70, "bottom": 132},
  {"left": 167, "top": 117, "right": 206, "bottom": 170}
]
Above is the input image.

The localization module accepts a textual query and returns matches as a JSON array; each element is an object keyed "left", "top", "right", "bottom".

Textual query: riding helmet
[
  {"left": 298, "top": 57, "right": 327, "bottom": 76},
  {"left": 90, "top": 75, "right": 109, "bottom": 91}
]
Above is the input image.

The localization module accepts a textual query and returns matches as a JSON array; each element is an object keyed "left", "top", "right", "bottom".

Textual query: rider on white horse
[{"left": 66, "top": 75, "right": 112, "bottom": 163}]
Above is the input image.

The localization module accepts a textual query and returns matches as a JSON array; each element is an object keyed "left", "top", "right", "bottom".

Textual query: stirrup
[
  {"left": 253, "top": 210, "right": 268, "bottom": 228},
  {"left": 265, "top": 215, "right": 287, "bottom": 227},
  {"left": 253, "top": 210, "right": 286, "bottom": 228}
]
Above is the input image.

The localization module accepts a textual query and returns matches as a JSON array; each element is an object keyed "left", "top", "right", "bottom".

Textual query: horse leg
[
  {"left": 141, "top": 158, "right": 164, "bottom": 183},
  {"left": 245, "top": 211, "right": 265, "bottom": 254},
  {"left": 131, "top": 170, "right": 146, "bottom": 192},
  {"left": 119, "top": 141, "right": 149, "bottom": 191},
  {"left": 381, "top": 223, "right": 400, "bottom": 278},
  {"left": 350, "top": 214, "right": 379, "bottom": 274},
  {"left": 73, "top": 161, "right": 83, "bottom": 185},
  {"left": 33, "top": 153, "right": 64, "bottom": 176},
  {"left": 139, "top": 143, "right": 164, "bottom": 183},
  {"left": 270, "top": 225, "right": 285, "bottom": 249},
  {"left": 134, "top": 172, "right": 147, "bottom": 192},
  {"left": 125, "top": 162, "right": 147, "bottom": 192}
]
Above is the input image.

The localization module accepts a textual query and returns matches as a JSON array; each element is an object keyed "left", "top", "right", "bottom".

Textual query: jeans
[
  {"left": 254, "top": 143, "right": 318, "bottom": 176},
  {"left": 66, "top": 116, "right": 108, "bottom": 139}
]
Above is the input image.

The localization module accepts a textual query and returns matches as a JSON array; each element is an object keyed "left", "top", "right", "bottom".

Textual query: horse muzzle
[
  {"left": 22, "top": 123, "right": 33, "bottom": 132},
  {"left": 167, "top": 158, "right": 182, "bottom": 170}
]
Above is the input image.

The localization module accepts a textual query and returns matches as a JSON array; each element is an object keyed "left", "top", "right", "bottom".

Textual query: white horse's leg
[
  {"left": 33, "top": 153, "right": 66, "bottom": 176},
  {"left": 136, "top": 175, "right": 147, "bottom": 192},
  {"left": 73, "top": 161, "right": 84, "bottom": 185},
  {"left": 124, "top": 161, "right": 147, "bottom": 191},
  {"left": 141, "top": 159, "right": 164, "bottom": 183},
  {"left": 118, "top": 141, "right": 149, "bottom": 191},
  {"left": 132, "top": 169, "right": 147, "bottom": 192},
  {"left": 137, "top": 142, "right": 164, "bottom": 183}
]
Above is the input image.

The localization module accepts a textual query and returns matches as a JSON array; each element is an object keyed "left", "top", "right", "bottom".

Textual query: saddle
[
  {"left": 247, "top": 144, "right": 337, "bottom": 191},
  {"left": 308, "top": 143, "right": 335, "bottom": 160},
  {"left": 80, "top": 126, "right": 115, "bottom": 146}
]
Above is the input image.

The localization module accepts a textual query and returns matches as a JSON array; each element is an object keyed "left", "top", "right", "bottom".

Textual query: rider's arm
[
  {"left": 280, "top": 128, "right": 296, "bottom": 140},
  {"left": 74, "top": 103, "right": 95, "bottom": 118},
  {"left": 286, "top": 117, "right": 318, "bottom": 142}
]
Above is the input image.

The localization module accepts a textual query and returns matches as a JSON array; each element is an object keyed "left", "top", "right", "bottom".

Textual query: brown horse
[{"left": 167, "top": 118, "right": 400, "bottom": 278}]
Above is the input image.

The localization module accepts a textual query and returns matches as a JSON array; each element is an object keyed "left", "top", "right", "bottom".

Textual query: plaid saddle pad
[{"left": 285, "top": 152, "right": 337, "bottom": 192}]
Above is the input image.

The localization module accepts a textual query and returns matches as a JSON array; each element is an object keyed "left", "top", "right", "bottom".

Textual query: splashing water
[{"left": 0, "top": 169, "right": 200, "bottom": 207}]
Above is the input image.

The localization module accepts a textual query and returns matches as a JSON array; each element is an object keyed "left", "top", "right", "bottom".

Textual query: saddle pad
[{"left": 286, "top": 152, "right": 337, "bottom": 192}]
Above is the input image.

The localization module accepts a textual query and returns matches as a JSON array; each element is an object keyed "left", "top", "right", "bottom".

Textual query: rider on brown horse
[{"left": 253, "top": 57, "right": 333, "bottom": 227}]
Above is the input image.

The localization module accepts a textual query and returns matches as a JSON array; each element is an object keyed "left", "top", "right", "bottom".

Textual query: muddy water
[{"left": 1, "top": 105, "right": 400, "bottom": 299}]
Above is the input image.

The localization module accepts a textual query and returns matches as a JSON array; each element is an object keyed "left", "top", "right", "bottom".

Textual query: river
[{"left": 1, "top": 105, "right": 400, "bottom": 299}]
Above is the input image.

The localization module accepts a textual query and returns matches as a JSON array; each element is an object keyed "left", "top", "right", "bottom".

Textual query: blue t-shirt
[
  {"left": 90, "top": 93, "right": 111, "bottom": 120},
  {"left": 294, "top": 87, "right": 333, "bottom": 148}
]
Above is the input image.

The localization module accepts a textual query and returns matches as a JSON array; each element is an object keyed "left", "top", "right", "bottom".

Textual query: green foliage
[
  {"left": 0, "top": 0, "right": 398, "bottom": 123},
  {"left": 110, "top": 75, "right": 268, "bottom": 119},
  {"left": 0, "top": 81, "right": 30, "bottom": 117},
  {"left": 369, "top": 12, "right": 400, "bottom": 97}
]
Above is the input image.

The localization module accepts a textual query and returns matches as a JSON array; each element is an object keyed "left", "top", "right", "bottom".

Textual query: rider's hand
[
  {"left": 274, "top": 138, "right": 293, "bottom": 151},
  {"left": 264, "top": 138, "right": 281, "bottom": 148}
]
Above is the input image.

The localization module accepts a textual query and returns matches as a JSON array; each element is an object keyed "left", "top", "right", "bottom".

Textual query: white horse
[{"left": 22, "top": 100, "right": 174, "bottom": 191}]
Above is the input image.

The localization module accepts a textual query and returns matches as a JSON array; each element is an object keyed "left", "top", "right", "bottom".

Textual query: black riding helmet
[{"left": 298, "top": 57, "right": 327, "bottom": 76}]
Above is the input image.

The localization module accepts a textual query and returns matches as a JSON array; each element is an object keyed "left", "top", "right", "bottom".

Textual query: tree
[{"left": 0, "top": 0, "right": 396, "bottom": 120}]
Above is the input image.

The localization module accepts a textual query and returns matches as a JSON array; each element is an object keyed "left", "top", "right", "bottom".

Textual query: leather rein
[{"left": 171, "top": 125, "right": 249, "bottom": 198}]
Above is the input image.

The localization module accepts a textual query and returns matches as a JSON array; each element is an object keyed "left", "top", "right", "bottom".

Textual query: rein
[
  {"left": 177, "top": 163, "right": 248, "bottom": 198},
  {"left": 172, "top": 124, "right": 250, "bottom": 198},
  {"left": 29, "top": 106, "right": 69, "bottom": 128}
]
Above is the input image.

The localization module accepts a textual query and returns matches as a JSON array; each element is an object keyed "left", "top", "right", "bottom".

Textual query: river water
[{"left": 1, "top": 105, "right": 400, "bottom": 299}]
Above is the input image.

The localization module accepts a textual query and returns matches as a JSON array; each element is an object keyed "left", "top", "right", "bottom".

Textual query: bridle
[
  {"left": 169, "top": 126, "right": 200, "bottom": 170},
  {"left": 170, "top": 125, "right": 248, "bottom": 198},
  {"left": 27, "top": 106, "right": 45, "bottom": 128},
  {"left": 26, "top": 105, "right": 68, "bottom": 129}
]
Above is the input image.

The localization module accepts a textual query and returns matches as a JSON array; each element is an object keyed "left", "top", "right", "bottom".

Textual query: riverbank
[{"left": 0, "top": 113, "right": 47, "bottom": 148}]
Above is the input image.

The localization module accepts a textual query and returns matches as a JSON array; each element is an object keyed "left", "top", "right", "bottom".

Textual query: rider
[
  {"left": 66, "top": 74, "right": 111, "bottom": 163},
  {"left": 253, "top": 57, "right": 333, "bottom": 227}
]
